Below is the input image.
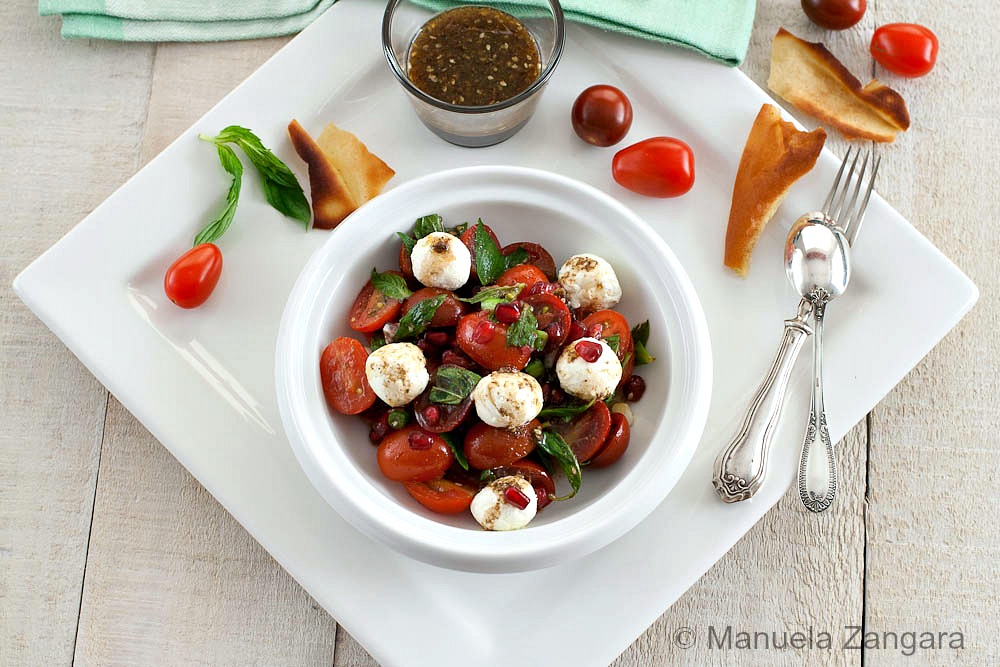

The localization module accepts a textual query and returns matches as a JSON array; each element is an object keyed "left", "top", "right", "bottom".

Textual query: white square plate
[{"left": 14, "top": 1, "right": 977, "bottom": 665}]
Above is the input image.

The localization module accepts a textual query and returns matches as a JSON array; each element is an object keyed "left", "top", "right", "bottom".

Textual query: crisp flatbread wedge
[
  {"left": 316, "top": 123, "right": 395, "bottom": 206},
  {"left": 768, "top": 27, "right": 909, "bottom": 143},
  {"left": 288, "top": 119, "right": 358, "bottom": 229},
  {"left": 724, "top": 104, "right": 826, "bottom": 277}
]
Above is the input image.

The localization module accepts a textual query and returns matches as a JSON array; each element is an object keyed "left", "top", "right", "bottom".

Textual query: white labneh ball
[
  {"left": 470, "top": 476, "right": 538, "bottom": 531},
  {"left": 557, "top": 253, "right": 622, "bottom": 311},
  {"left": 364, "top": 342, "right": 429, "bottom": 407},
  {"left": 472, "top": 371, "right": 544, "bottom": 429},
  {"left": 556, "top": 337, "right": 622, "bottom": 401},
  {"left": 410, "top": 231, "right": 471, "bottom": 290}
]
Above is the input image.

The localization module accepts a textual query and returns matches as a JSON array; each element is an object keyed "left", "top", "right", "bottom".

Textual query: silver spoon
[{"left": 785, "top": 217, "right": 851, "bottom": 512}]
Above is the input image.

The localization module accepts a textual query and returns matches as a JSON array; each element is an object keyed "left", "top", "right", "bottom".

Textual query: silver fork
[
  {"left": 796, "top": 148, "right": 880, "bottom": 512},
  {"left": 712, "top": 148, "right": 880, "bottom": 505}
]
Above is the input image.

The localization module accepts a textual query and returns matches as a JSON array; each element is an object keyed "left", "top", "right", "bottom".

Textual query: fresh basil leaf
[
  {"left": 539, "top": 399, "right": 595, "bottom": 420},
  {"left": 503, "top": 247, "right": 530, "bottom": 270},
  {"left": 631, "top": 320, "right": 650, "bottom": 347},
  {"left": 604, "top": 334, "right": 621, "bottom": 354},
  {"left": 395, "top": 294, "right": 445, "bottom": 340},
  {"left": 634, "top": 339, "right": 654, "bottom": 366},
  {"left": 473, "top": 221, "right": 505, "bottom": 285},
  {"left": 536, "top": 430, "right": 582, "bottom": 500},
  {"left": 443, "top": 433, "right": 469, "bottom": 471},
  {"left": 370, "top": 268, "right": 412, "bottom": 300},
  {"left": 429, "top": 366, "right": 481, "bottom": 405},
  {"left": 413, "top": 213, "right": 445, "bottom": 239},
  {"left": 459, "top": 284, "right": 523, "bottom": 305},
  {"left": 193, "top": 143, "right": 243, "bottom": 246},
  {"left": 369, "top": 334, "right": 387, "bottom": 352},
  {"left": 397, "top": 232, "right": 417, "bottom": 255},
  {"left": 505, "top": 305, "right": 539, "bottom": 348}
]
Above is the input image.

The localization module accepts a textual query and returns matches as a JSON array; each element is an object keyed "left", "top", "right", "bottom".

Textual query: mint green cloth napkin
[{"left": 39, "top": 0, "right": 756, "bottom": 65}]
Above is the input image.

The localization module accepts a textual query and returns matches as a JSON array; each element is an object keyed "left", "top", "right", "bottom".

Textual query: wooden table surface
[{"left": 3, "top": 1, "right": 998, "bottom": 665}]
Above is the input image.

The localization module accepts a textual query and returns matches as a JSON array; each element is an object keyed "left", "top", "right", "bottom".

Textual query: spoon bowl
[{"left": 785, "top": 214, "right": 851, "bottom": 304}]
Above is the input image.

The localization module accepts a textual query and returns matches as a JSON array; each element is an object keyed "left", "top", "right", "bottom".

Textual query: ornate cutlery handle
[
  {"left": 797, "top": 303, "right": 838, "bottom": 512},
  {"left": 713, "top": 300, "right": 813, "bottom": 503}
]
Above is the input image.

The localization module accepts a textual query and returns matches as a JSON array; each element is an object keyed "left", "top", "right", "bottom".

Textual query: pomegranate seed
[
  {"left": 472, "top": 320, "right": 496, "bottom": 344},
  {"left": 535, "top": 486, "right": 551, "bottom": 510},
  {"left": 369, "top": 415, "right": 389, "bottom": 444},
  {"left": 587, "top": 325, "right": 604, "bottom": 339},
  {"left": 575, "top": 340, "right": 602, "bottom": 362},
  {"left": 441, "top": 349, "right": 475, "bottom": 369},
  {"left": 567, "top": 320, "right": 587, "bottom": 343},
  {"left": 408, "top": 431, "right": 435, "bottom": 450},
  {"left": 425, "top": 331, "right": 449, "bottom": 347},
  {"left": 422, "top": 405, "right": 440, "bottom": 425},
  {"left": 494, "top": 301, "right": 521, "bottom": 324},
  {"left": 624, "top": 375, "right": 647, "bottom": 402},
  {"left": 504, "top": 485, "right": 531, "bottom": 510},
  {"left": 548, "top": 387, "right": 566, "bottom": 406}
]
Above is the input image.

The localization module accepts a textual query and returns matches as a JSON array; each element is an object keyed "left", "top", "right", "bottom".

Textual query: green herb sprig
[
  {"left": 193, "top": 144, "right": 243, "bottom": 246},
  {"left": 395, "top": 294, "right": 445, "bottom": 340},
  {"left": 429, "top": 366, "right": 481, "bottom": 405},
  {"left": 370, "top": 268, "right": 413, "bottom": 300},
  {"left": 631, "top": 320, "right": 656, "bottom": 366},
  {"left": 536, "top": 430, "right": 582, "bottom": 500}
]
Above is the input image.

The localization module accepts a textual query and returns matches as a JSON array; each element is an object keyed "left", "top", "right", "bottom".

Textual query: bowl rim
[{"left": 274, "top": 165, "right": 712, "bottom": 573}]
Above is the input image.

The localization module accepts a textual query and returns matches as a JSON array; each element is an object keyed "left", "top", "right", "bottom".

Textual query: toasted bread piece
[
  {"left": 768, "top": 28, "right": 909, "bottom": 143},
  {"left": 724, "top": 104, "right": 826, "bottom": 277},
  {"left": 288, "top": 119, "right": 358, "bottom": 229},
  {"left": 316, "top": 123, "right": 395, "bottom": 206}
]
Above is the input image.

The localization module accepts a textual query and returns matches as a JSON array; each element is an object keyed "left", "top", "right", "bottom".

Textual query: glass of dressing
[{"left": 382, "top": 0, "right": 565, "bottom": 147}]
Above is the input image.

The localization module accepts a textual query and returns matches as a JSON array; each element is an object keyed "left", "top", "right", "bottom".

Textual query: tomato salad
[{"left": 320, "top": 214, "right": 656, "bottom": 531}]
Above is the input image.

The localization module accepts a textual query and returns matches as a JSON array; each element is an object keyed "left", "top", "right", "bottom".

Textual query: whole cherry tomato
[
  {"left": 571, "top": 85, "right": 633, "bottom": 147},
  {"left": 464, "top": 421, "right": 539, "bottom": 469},
  {"left": 377, "top": 426, "right": 454, "bottom": 482},
  {"left": 349, "top": 273, "right": 404, "bottom": 333},
  {"left": 871, "top": 23, "right": 938, "bottom": 78},
  {"left": 320, "top": 337, "right": 377, "bottom": 415},
  {"left": 164, "top": 243, "right": 223, "bottom": 309},
  {"left": 403, "top": 479, "right": 476, "bottom": 514},
  {"left": 612, "top": 137, "right": 695, "bottom": 198},
  {"left": 801, "top": 0, "right": 866, "bottom": 30}
]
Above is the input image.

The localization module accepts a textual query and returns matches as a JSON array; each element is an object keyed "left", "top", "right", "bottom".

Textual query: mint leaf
[
  {"left": 397, "top": 232, "right": 417, "bottom": 255},
  {"left": 459, "top": 284, "right": 523, "bottom": 305},
  {"left": 503, "top": 247, "right": 529, "bottom": 270},
  {"left": 369, "top": 334, "right": 387, "bottom": 352},
  {"left": 429, "top": 366, "right": 481, "bottom": 405},
  {"left": 370, "top": 268, "right": 412, "bottom": 300},
  {"left": 539, "top": 400, "right": 594, "bottom": 420},
  {"left": 536, "top": 430, "right": 582, "bottom": 500},
  {"left": 473, "top": 221, "right": 505, "bottom": 285},
  {"left": 630, "top": 320, "right": 650, "bottom": 347},
  {"left": 442, "top": 433, "right": 469, "bottom": 471},
  {"left": 413, "top": 214, "right": 445, "bottom": 238},
  {"left": 395, "top": 294, "right": 445, "bottom": 340},
  {"left": 505, "top": 305, "right": 539, "bottom": 348},
  {"left": 604, "top": 334, "right": 621, "bottom": 354},
  {"left": 193, "top": 143, "right": 243, "bottom": 246},
  {"left": 630, "top": 321, "right": 655, "bottom": 365}
]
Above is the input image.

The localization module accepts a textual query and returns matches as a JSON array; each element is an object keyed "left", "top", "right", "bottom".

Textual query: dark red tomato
[
  {"left": 486, "top": 459, "right": 556, "bottom": 495},
  {"left": 403, "top": 479, "right": 476, "bottom": 514},
  {"left": 399, "top": 244, "right": 415, "bottom": 281},
  {"left": 413, "top": 366, "right": 474, "bottom": 433},
  {"left": 571, "top": 85, "right": 633, "bottom": 147},
  {"left": 460, "top": 223, "right": 500, "bottom": 282},
  {"left": 377, "top": 426, "right": 454, "bottom": 482},
  {"left": 612, "top": 137, "right": 695, "bottom": 198},
  {"left": 164, "top": 243, "right": 223, "bottom": 309},
  {"left": 349, "top": 273, "right": 404, "bottom": 333},
  {"left": 801, "top": 0, "right": 865, "bottom": 30},
  {"left": 455, "top": 311, "right": 532, "bottom": 371},
  {"left": 464, "top": 421, "right": 540, "bottom": 469},
  {"left": 402, "top": 287, "right": 467, "bottom": 328},
  {"left": 496, "top": 264, "right": 548, "bottom": 294},
  {"left": 320, "top": 337, "right": 377, "bottom": 415},
  {"left": 524, "top": 292, "right": 572, "bottom": 352},
  {"left": 502, "top": 242, "right": 557, "bottom": 281},
  {"left": 589, "top": 412, "right": 630, "bottom": 468},
  {"left": 550, "top": 401, "right": 612, "bottom": 462},
  {"left": 582, "top": 309, "right": 635, "bottom": 380},
  {"left": 871, "top": 23, "right": 938, "bottom": 78}
]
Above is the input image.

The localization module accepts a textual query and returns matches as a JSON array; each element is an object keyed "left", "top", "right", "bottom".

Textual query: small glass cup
[{"left": 382, "top": 0, "right": 565, "bottom": 148}]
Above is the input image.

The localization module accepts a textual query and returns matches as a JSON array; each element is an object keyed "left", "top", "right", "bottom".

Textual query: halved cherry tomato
[
  {"left": 589, "top": 412, "right": 630, "bottom": 468},
  {"left": 455, "top": 311, "right": 532, "bottom": 371},
  {"left": 550, "top": 401, "right": 612, "bottom": 462},
  {"left": 413, "top": 365, "right": 473, "bottom": 433},
  {"left": 582, "top": 309, "right": 635, "bottom": 381},
  {"left": 612, "top": 137, "right": 695, "bottom": 198},
  {"left": 524, "top": 292, "right": 572, "bottom": 352},
  {"left": 460, "top": 223, "right": 500, "bottom": 282},
  {"left": 349, "top": 273, "right": 404, "bottom": 333},
  {"left": 871, "top": 23, "right": 938, "bottom": 78},
  {"left": 486, "top": 459, "right": 556, "bottom": 495},
  {"left": 399, "top": 244, "right": 415, "bottom": 281},
  {"left": 464, "top": 421, "right": 540, "bottom": 469},
  {"left": 496, "top": 264, "right": 548, "bottom": 294},
  {"left": 164, "top": 243, "right": 223, "bottom": 309},
  {"left": 320, "top": 337, "right": 377, "bottom": 415},
  {"left": 402, "top": 287, "right": 467, "bottom": 328},
  {"left": 571, "top": 85, "right": 633, "bottom": 147},
  {"left": 377, "top": 426, "right": 454, "bottom": 482},
  {"left": 801, "top": 0, "right": 865, "bottom": 30},
  {"left": 403, "top": 479, "right": 476, "bottom": 514},
  {"left": 502, "top": 242, "right": 557, "bottom": 281}
]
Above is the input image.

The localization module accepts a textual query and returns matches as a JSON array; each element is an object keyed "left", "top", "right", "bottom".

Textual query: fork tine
[
  {"left": 839, "top": 152, "right": 870, "bottom": 239},
  {"left": 846, "top": 155, "right": 881, "bottom": 246},
  {"left": 829, "top": 149, "right": 862, "bottom": 223},
  {"left": 822, "top": 146, "right": 854, "bottom": 213}
]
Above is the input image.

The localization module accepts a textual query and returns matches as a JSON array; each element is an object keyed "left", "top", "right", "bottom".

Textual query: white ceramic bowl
[{"left": 275, "top": 166, "right": 711, "bottom": 573}]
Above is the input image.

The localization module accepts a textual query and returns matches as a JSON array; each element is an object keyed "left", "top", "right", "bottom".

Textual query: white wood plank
[{"left": 0, "top": 1, "right": 155, "bottom": 664}]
